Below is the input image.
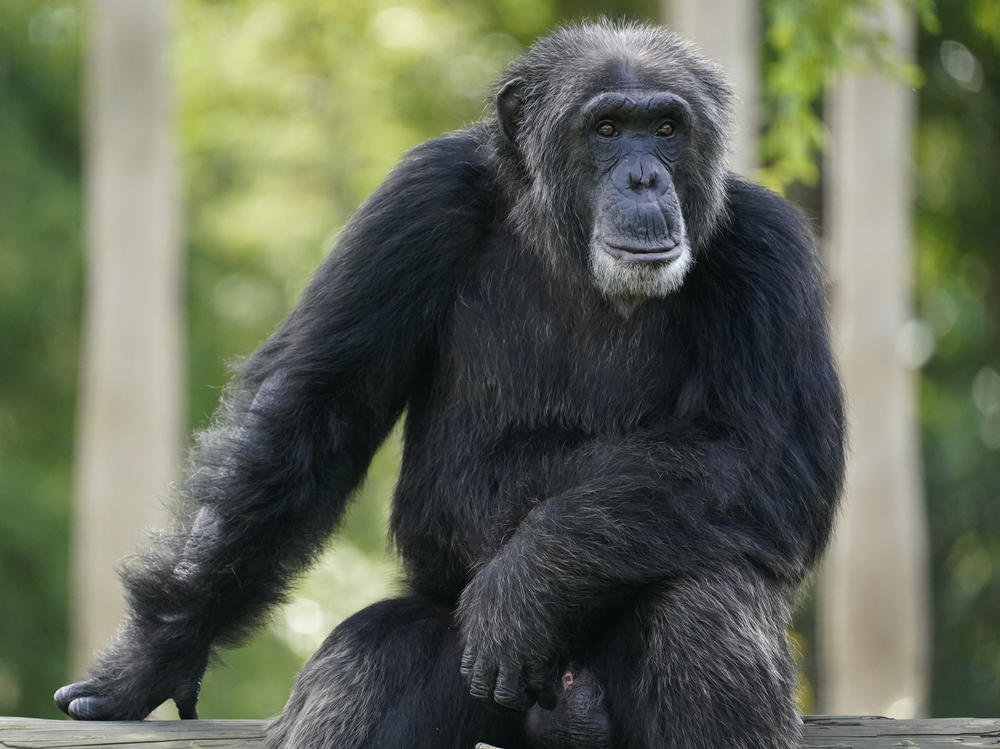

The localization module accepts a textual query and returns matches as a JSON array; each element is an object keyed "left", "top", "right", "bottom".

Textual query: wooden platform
[{"left": 2, "top": 715, "right": 1000, "bottom": 748}]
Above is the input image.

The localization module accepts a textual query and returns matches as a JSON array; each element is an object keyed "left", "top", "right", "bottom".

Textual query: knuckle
[{"left": 469, "top": 681, "right": 492, "bottom": 700}]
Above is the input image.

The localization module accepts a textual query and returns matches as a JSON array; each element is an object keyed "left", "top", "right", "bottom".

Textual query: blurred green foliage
[
  {"left": 0, "top": 0, "right": 80, "bottom": 716},
  {"left": 0, "top": 0, "right": 998, "bottom": 722},
  {"left": 760, "top": 0, "right": 938, "bottom": 189},
  {"left": 915, "top": 0, "right": 1000, "bottom": 716}
]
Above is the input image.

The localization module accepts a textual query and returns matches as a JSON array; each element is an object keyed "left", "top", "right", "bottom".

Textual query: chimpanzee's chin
[{"left": 589, "top": 239, "right": 693, "bottom": 301}]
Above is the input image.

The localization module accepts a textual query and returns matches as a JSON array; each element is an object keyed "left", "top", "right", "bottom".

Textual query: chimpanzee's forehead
[
  {"left": 575, "top": 54, "right": 703, "bottom": 106},
  {"left": 497, "top": 23, "right": 731, "bottom": 133}
]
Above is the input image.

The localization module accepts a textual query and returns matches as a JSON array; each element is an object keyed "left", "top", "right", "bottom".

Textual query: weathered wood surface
[
  {"left": 3, "top": 716, "right": 1000, "bottom": 748},
  {"left": 0, "top": 718, "right": 265, "bottom": 748}
]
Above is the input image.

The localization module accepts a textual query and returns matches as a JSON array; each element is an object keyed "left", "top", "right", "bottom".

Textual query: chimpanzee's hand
[
  {"left": 457, "top": 563, "right": 560, "bottom": 712},
  {"left": 459, "top": 631, "right": 559, "bottom": 712},
  {"left": 54, "top": 621, "right": 210, "bottom": 721}
]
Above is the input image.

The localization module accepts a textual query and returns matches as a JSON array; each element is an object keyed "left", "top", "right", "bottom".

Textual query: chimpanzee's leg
[
  {"left": 526, "top": 568, "right": 799, "bottom": 749},
  {"left": 266, "top": 596, "right": 528, "bottom": 749}
]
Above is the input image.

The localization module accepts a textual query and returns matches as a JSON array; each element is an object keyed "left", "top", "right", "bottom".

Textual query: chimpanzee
[{"left": 56, "top": 20, "right": 845, "bottom": 749}]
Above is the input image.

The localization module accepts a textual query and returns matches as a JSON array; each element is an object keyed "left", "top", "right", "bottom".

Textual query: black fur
[{"left": 56, "top": 21, "right": 844, "bottom": 749}]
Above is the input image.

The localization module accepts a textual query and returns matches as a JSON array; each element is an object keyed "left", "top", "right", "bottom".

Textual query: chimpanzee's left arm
[{"left": 459, "top": 187, "right": 846, "bottom": 710}]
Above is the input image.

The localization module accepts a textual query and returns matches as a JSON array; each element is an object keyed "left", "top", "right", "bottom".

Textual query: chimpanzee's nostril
[{"left": 628, "top": 163, "right": 658, "bottom": 190}]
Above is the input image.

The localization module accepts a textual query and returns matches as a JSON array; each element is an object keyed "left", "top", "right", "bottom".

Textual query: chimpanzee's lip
[{"left": 604, "top": 241, "right": 682, "bottom": 262}]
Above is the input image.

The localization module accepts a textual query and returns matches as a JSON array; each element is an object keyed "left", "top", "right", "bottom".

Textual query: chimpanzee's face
[{"left": 581, "top": 87, "right": 694, "bottom": 300}]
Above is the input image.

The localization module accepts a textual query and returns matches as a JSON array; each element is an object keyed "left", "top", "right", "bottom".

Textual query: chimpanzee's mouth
[{"left": 604, "top": 241, "right": 683, "bottom": 262}]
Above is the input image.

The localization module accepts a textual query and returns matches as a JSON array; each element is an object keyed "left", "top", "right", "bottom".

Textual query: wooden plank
[
  {"left": 3, "top": 716, "right": 1000, "bottom": 748},
  {"left": 0, "top": 718, "right": 265, "bottom": 748},
  {"left": 800, "top": 715, "right": 1000, "bottom": 747}
]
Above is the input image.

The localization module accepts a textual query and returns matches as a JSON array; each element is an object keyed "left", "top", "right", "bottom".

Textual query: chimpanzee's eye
[
  {"left": 595, "top": 121, "right": 617, "bottom": 137},
  {"left": 657, "top": 121, "right": 676, "bottom": 137}
]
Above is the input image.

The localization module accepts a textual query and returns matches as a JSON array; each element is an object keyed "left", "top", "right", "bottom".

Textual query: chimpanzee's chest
[
  {"left": 440, "top": 247, "right": 685, "bottom": 430},
  {"left": 390, "top": 242, "right": 691, "bottom": 597}
]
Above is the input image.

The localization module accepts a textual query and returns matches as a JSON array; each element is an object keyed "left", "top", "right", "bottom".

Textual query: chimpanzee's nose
[
  {"left": 625, "top": 155, "right": 666, "bottom": 192},
  {"left": 628, "top": 163, "right": 656, "bottom": 189}
]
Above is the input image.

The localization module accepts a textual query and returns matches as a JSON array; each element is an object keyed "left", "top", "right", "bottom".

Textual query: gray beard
[{"left": 588, "top": 237, "right": 693, "bottom": 305}]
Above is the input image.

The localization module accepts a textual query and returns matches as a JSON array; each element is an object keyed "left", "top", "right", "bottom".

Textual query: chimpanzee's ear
[{"left": 496, "top": 78, "right": 526, "bottom": 146}]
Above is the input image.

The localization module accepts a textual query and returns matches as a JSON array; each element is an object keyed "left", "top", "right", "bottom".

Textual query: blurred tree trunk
[
  {"left": 73, "top": 0, "right": 183, "bottom": 677},
  {"left": 660, "top": 0, "right": 759, "bottom": 175},
  {"left": 820, "top": 2, "right": 929, "bottom": 718}
]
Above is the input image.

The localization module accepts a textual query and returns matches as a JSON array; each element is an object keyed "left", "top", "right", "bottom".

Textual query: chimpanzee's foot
[{"left": 524, "top": 667, "right": 611, "bottom": 749}]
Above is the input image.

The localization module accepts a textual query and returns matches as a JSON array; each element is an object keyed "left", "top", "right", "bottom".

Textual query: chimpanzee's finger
[
  {"left": 460, "top": 646, "right": 477, "bottom": 681},
  {"left": 493, "top": 660, "right": 528, "bottom": 711},
  {"left": 66, "top": 696, "right": 114, "bottom": 721},
  {"left": 54, "top": 682, "right": 93, "bottom": 715},
  {"left": 468, "top": 653, "right": 499, "bottom": 703},
  {"left": 525, "top": 662, "right": 558, "bottom": 710}
]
